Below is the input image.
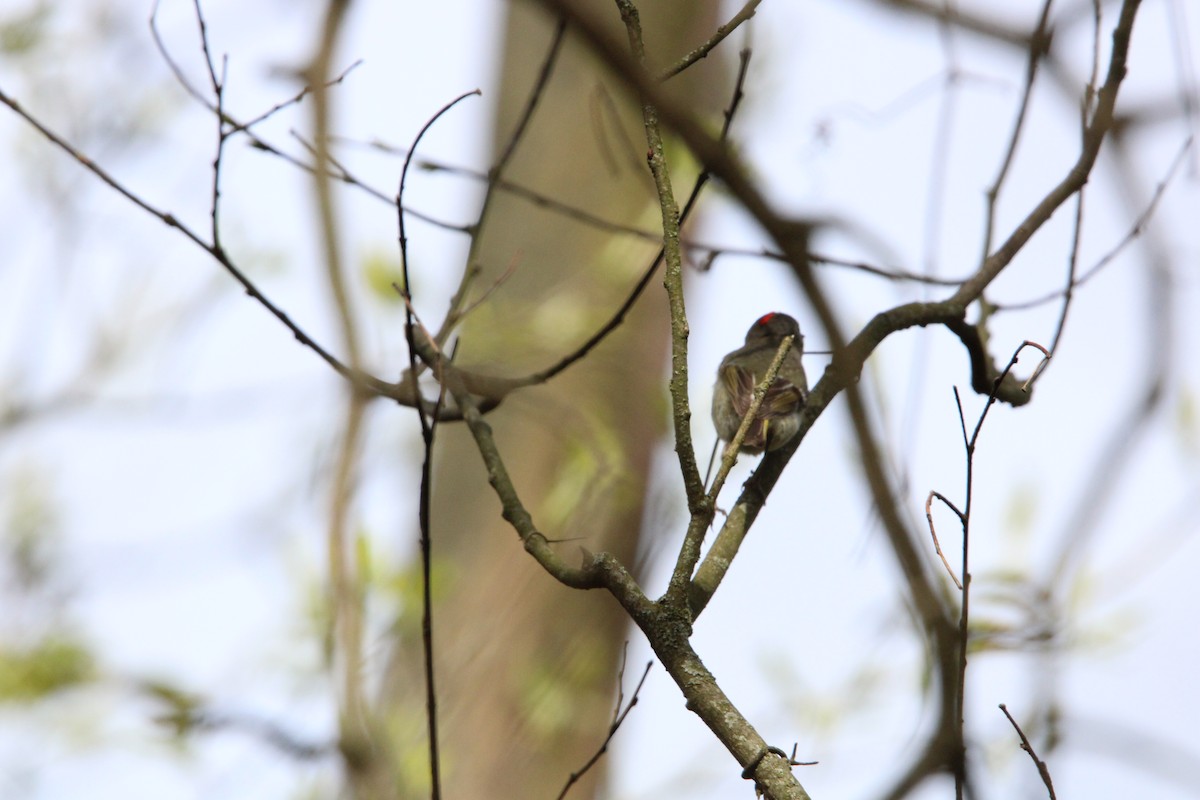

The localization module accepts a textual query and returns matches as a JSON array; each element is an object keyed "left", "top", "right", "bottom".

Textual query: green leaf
[{"left": 0, "top": 636, "right": 94, "bottom": 702}]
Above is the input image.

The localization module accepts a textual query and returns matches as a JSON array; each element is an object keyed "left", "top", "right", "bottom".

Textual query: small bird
[{"left": 711, "top": 312, "right": 808, "bottom": 454}]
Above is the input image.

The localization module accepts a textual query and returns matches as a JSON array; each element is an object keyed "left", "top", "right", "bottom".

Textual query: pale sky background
[{"left": 1, "top": 1, "right": 1198, "bottom": 799}]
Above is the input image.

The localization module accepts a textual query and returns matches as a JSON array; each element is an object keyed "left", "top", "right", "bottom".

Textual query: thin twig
[
  {"left": 953, "top": 382, "right": 972, "bottom": 800},
  {"left": 437, "top": 19, "right": 568, "bottom": 345},
  {"left": 240, "top": 61, "right": 364, "bottom": 132},
  {"left": 928, "top": 340, "right": 1051, "bottom": 800},
  {"left": 555, "top": 656, "right": 654, "bottom": 799},
  {"left": 395, "top": 90, "right": 480, "bottom": 800},
  {"left": 289, "top": 135, "right": 468, "bottom": 232},
  {"left": 496, "top": 17, "right": 567, "bottom": 175},
  {"left": 967, "top": 341, "right": 1050, "bottom": 444},
  {"left": 400, "top": 153, "right": 965, "bottom": 287},
  {"left": 660, "top": 0, "right": 761, "bottom": 80},
  {"left": 994, "top": 135, "right": 1193, "bottom": 313},
  {"left": 538, "top": 0, "right": 1145, "bottom": 361},
  {"left": 398, "top": 42, "right": 749, "bottom": 470},
  {"left": 1051, "top": 181, "right": 1087, "bottom": 356},
  {"left": 0, "top": 89, "right": 354, "bottom": 367},
  {"left": 448, "top": 389, "right": 616, "bottom": 590},
  {"left": 149, "top": 0, "right": 210, "bottom": 109},
  {"left": 416, "top": 339, "right": 451, "bottom": 800},
  {"left": 457, "top": 254, "right": 520, "bottom": 321},
  {"left": 978, "top": 0, "right": 1055, "bottom": 265},
  {"left": 152, "top": 0, "right": 460, "bottom": 235},
  {"left": 999, "top": 704, "right": 1058, "bottom": 799},
  {"left": 925, "top": 491, "right": 964, "bottom": 590},
  {"left": 1084, "top": 0, "right": 1104, "bottom": 123},
  {"left": 291, "top": 129, "right": 359, "bottom": 186},
  {"left": 1036, "top": 0, "right": 1089, "bottom": 362},
  {"left": 189, "top": 0, "right": 229, "bottom": 251},
  {"left": 396, "top": 89, "right": 481, "bottom": 366},
  {"left": 150, "top": 0, "right": 363, "bottom": 147},
  {"left": 3, "top": 45, "right": 472, "bottom": 417},
  {"left": 921, "top": 26, "right": 960, "bottom": 286}
]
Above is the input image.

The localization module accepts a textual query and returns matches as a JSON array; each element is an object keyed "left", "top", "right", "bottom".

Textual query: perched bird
[{"left": 711, "top": 312, "right": 808, "bottom": 454}]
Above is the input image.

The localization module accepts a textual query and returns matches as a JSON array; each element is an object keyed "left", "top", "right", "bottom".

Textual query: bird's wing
[
  {"left": 760, "top": 380, "right": 806, "bottom": 419},
  {"left": 720, "top": 365, "right": 804, "bottom": 420},
  {"left": 719, "top": 364, "right": 757, "bottom": 418}
]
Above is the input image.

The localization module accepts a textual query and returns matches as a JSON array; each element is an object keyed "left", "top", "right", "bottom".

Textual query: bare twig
[
  {"left": 495, "top": 18, "right": 567, "bottom": 177},
  {"left": 450, "top": 385, "right": 631, "bottom": 588},
  {"left": 437, "top": 19, "right": 568, "bottom": 345},
  {"left": 151, "top": 0, "right": 363, "bottom": 150},
  {"left": 187, "top": 0, "right": 230, "bottom": 250},
  {"left": 399, "top": 153, "right": 966, "bottom": 287},
  {"left": 396, "top": 90, "right": 482, "bottom": 324},
  {"left": 394, "top": 87, "right": 481, "bottom": 411},
  {"left": 978, "top": 0, "right": 1054, "bottom": 264},
  {"left": 395, "top": 90, "right": 480, "bottom": 800},
  {"left": 660, "top": 0, "right": 761, "bottom": 80},
  {"left": 925, "top": 491, "right": 965, "bottom": 590},
  {"left": 242, "top": 61, "right": 364, "bottom": 132},
  {"left": 414, "top": 345, "right": 451, "bottom": 800},
  {"left": 149, "top": 0, "right": 212, "bottom": 109},
  {"left": 457, "top": 254, "right": 520, "bottom": 321},
  {"left": 556, "top": 655, "right": 653, "bottom": 799},
  {"left": 1051, "top": 181, "right": 1087, "bottom": 357},
  {"left": 290, "top": 133, "right": 470, "bottom": 231},
  {"left": 1038, "top": 0, "right": 1092, "bottom": 363},
  {"left": 999, "top": 704, "right": 1058, "bottom": 799},
  {"left": 994, "top": 135, "right": 1193, "bottom": 313},
  {"left": 966, "top": 341, "right": 1049, "bottom": 444},
  {"left": 920, "top": 28, "right": 959, "bottom": 284},
  {"left": 152, "top": 0, "right": 459, "bottom": 235},
  {"left": 923, "top": 341, "right": 1052, "bottom": 799}
]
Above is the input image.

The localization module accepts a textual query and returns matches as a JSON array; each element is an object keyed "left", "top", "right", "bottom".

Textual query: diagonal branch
[{"left": 660, "top": 0, "right": 761, "bottom": 80}]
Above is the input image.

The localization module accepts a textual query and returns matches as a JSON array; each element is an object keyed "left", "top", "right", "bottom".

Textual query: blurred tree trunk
[{"left": 379, "top": 1, "right": 721, "bottom": 797}]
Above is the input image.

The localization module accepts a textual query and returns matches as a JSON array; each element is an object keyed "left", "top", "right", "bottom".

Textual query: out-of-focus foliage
[{"left": 0, "top": 637, "right": 94, "bottom": 702}]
